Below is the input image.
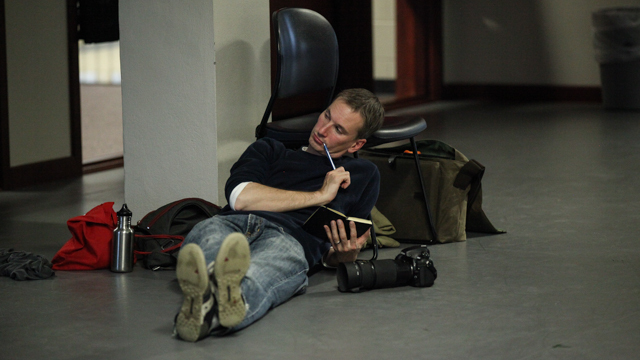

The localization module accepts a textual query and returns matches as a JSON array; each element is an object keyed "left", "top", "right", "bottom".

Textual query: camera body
[
  {"left": 337, "top": 245, "right": 437, "bottom": 292},
  {"left": 395, "top": 245, "right": 438, "bottom": 287}
]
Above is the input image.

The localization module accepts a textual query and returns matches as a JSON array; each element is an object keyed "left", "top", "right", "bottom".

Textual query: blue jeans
[{"left": 183, "top": 214, "right": 309, "bottom": 333}]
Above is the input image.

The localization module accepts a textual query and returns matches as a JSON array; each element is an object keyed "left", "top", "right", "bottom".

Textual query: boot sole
[
  {"left": 214, "top": 233, "right": 250, "bottom": 328},
  {"left": 176, "top": 243, "right": 210, "bottom": 342}
]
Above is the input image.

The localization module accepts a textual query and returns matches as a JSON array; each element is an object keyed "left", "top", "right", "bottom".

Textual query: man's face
[{"left": 307, "top": 99, "right": 367, "bottom": 158}]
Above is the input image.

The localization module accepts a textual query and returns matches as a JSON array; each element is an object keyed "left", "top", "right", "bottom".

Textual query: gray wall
[
  {"left": 444, "top": 0, "right": 640, "bottom": 85},
  {"left": 373, "top": 0, "right": 640, "bottom": 86}
]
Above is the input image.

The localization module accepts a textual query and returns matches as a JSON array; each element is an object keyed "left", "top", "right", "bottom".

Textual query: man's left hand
[{"left": 323, "top": 220, "right": 370, "bottom": 265}]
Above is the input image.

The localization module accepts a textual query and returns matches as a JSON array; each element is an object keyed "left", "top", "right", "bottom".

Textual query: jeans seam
[{"left": 245, "top": 267, "right": 309, "bottom": 320}]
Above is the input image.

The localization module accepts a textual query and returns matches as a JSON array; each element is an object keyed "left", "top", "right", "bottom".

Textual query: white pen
[{"left": 323, "top": 143, "right": 336, "bottom": 170}]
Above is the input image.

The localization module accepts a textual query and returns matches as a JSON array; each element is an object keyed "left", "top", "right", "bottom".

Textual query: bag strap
[
  {"left": 454, "top": 159, "right": 505, "bottom": 234},
  {"left": 133, "top": 234, "right": 184, "bottom": 255},
  {"left": 453, "top": 159, "right": 485, "bottom": 206}
]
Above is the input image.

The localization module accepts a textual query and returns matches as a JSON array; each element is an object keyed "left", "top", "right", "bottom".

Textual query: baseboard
[
  {"left": 443, "top": 83, "right": 602, "bottom": 103},
  {"left": 1, "top": 156, "right": 82, "bottom": 190},
  {"left": 382, "top": 95, "right": 434, "bottom": 111},
  {"left": 83, "top": 156, "right": 124, "bottom": 174}
]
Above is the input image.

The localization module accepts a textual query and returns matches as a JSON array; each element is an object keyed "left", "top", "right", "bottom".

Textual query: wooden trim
[
  {"left": 83, "top": 156, "right": 124, "bottom": 174},
  {"left": 443, "top": 84, "right": 603, "bottom": 103},
  {"left": 396, "top": 0, "right": 423, "bottom": 99},
  {"left": 0, "top": 0, "right": 10, "bottom": 188},
  {"left": 425, "top": 0, "right": 443, "bottom": 101},
  {"left": 395, "top": 0, "right": 442, "bottom": 101},
  {"left": 4, "top": 157, "right": 82, "bottom": 189},
  {"left": 67, "top": 0, "right": 82, "bottom": 164}
]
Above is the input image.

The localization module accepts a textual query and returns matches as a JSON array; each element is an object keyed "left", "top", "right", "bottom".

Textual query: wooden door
[{"left": 0, "top": 0, "right": 82, "bottom": 190}]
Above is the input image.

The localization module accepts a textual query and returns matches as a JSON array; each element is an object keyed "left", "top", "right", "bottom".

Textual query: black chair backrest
[
  {"left": 257, "top": 8, "right": 339, "bottom": 137},
  {"left": 275, "top": 8, "right": 339, "bottom": 99}
]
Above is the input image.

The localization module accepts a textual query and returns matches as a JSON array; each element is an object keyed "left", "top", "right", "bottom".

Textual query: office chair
[
  {"left": 258, "top": 7, "right": 438, "bottom": 244},
  {"left": 255, "top": 7, "right": 339, "bottom": 149}
]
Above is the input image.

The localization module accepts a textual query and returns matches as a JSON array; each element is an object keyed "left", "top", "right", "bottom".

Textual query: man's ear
[{"left": 347, "top": 139, "right": 367, "bottom": 153}]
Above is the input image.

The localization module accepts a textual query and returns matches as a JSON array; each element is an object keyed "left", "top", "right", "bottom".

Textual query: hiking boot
[
  {"left": 175, "top": 243, "right": 217, "bottom": 342},
  {"left": 213, "top": 232, "right": 250, "bottom": 328},
  {"left": 174, "top": 234, "right": 250, "bottom": 341}
]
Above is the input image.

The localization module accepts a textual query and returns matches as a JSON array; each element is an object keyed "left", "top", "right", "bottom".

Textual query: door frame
[{"left": 0, "top": 0, "right": 82, "bottom": 190}]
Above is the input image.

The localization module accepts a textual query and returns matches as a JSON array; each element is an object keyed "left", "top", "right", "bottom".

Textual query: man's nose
[{"left": 318, "top": 123, "right": 330, "bottom": 137}]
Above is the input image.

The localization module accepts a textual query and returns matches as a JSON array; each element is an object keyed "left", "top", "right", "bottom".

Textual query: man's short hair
[{"left": 334, "top": 88, "right": 385, "bottom": 140}]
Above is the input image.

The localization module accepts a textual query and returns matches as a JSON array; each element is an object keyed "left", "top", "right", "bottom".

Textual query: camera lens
[
  {"left": 337, "top": 259, "right": 400, "bottom": 292},
  {"left": 337, "top": 261, "right": 368, "bottom": 292},
  {"left": 336, "top": 246, "right": 437, "bottom": 292}
]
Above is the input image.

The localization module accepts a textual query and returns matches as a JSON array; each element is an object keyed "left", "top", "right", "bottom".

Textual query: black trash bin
[{"left": 593, "top": 7, "right": 640, "bottom": 110}]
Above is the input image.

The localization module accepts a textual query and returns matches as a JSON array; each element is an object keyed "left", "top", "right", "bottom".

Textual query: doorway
[
  {"left": 78, "top": 40, "right": 123, "bottom": 167},
  {"left": 374, "top": 0, "right": 443, "bottom": 108},
  {"left": 372, "top": 0, "right": 397, "bottom": 102}
]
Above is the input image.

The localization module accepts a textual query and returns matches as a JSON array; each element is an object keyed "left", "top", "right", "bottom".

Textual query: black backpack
[{"left": 133, "top": 198, "right": 221, "bottom": 270}]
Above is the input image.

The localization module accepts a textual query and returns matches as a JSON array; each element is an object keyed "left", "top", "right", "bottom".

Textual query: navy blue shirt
[{"left": 221, "top": 138, "right": 380, "bottom": 267}]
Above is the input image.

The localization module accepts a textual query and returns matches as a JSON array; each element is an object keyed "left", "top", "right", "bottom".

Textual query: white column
[{"left": 119, "top": 0, "right": 269, "bottom": 220}]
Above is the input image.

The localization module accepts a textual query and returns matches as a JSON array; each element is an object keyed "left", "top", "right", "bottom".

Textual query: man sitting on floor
[{"left": 174, "top": 88, "right": 384, "bottom": 341}]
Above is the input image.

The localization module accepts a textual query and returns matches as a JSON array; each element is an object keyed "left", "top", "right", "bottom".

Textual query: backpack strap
[{"left": 133, "top": 234, "right": 184, "bottom": 270}]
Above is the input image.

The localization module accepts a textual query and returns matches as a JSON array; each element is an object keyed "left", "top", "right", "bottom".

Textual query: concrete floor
[{"left": 1, "top": 101, "right": 639, "bottom": 359}]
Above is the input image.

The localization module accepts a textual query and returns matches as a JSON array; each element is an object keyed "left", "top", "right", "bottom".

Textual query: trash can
[{"left": 592, "top": 7, "right": 640, "bottom": 110}]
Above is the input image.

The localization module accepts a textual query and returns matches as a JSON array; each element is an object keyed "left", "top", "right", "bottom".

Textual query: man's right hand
[
  {"left": 232, "top": 167, "right": 350, "bottom": 213},
  {"left": 316, "top": 167, "right": 351, "bottom": 205}
]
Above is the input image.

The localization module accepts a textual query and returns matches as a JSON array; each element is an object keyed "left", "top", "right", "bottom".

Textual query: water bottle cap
[{"left": 117, "top": 203, "right": 132, "bottom": 217}]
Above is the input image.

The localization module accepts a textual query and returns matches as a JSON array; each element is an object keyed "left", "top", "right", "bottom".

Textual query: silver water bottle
[{"left": 111, "top": 204, "right": 134, "bottom": 272}]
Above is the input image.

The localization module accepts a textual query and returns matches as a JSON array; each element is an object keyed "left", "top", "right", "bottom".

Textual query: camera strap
[{"left": 369, "top": 214, "right": 379, "bottom": 260}]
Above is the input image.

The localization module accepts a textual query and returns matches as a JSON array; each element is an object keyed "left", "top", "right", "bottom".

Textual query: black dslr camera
[{"left": 336, "top": 245, "right": 437, "bottom": 292}]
